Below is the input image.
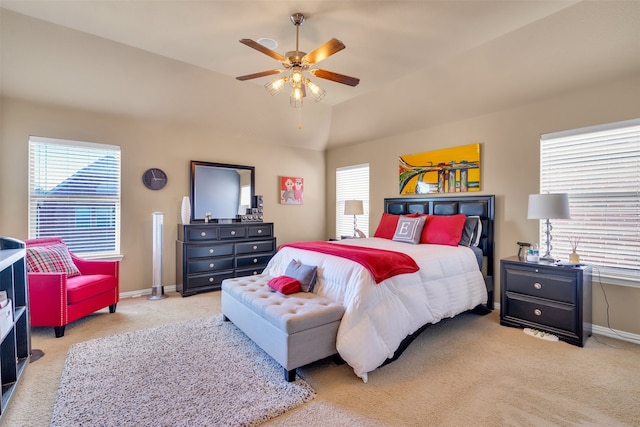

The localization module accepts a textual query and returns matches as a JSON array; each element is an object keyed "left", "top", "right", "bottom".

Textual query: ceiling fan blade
[
  {"left": 302, "top": 38, "right": 345, "bottom": 65},
  {"left": 236, "top": 69, "right": 282, "bottom": 81},
  {"left": 310, "top": 69, "right": 360, "bottom": 87},
  {"left": 239, "top": 39, "right": 286, "bottom": 62}
]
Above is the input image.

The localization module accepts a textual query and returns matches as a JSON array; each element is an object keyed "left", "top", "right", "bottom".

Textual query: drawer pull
[
  {"left": 258, "top": 230, "right": 263, "bottom": 234},
  {"left": 209, "top": 263, "right": 215, "bottom": 268},
  {"left": 253, "top": 258, "right": 258, "bottom": 263},
  {"left": 209, "top": 248, "right": 214, "bottom": 254},
  {"left": 201, "top": 232, "right": 207, "bottom": 237},
  {"left": 534, "top": 282, "right": 542, "bottom": 290},
  {"left": 534, "top": 308, "right": 542, "bottom": 316},
  {"left": 253, "top": 245, "right": 258, "bottom": 250},
  {"left": 231, "top": 230, "right": 236, "bottom": 235},
  {"left": 208, "top": 277, "right": 214, "bottom": 283}
]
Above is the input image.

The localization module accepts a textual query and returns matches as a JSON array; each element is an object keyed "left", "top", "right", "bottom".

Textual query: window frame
[
  {"left": 539, "top": 119, "right": 639, "bottom": 288},
  {"left": 28, "top": 136, "right": 122, "bottom": 259},
  {"left": 336, "top": 163, "right": 370, "bottom": 240}
]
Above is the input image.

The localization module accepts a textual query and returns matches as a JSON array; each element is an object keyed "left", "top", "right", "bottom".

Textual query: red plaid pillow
[{"left": 26, "top": 243, "right": 81, "bottom": 277}]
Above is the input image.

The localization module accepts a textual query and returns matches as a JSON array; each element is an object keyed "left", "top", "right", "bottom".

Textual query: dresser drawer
[
  {"left": 235, "top": 240, "right": 275, "bottom": 255},
  {"left": 186, "top": 227, "right": 219, "bottom": 241},
  {"left": 235, "top": 254, "right": 273, "bottom": 269},
  {"left": 188, "top": 257, "right": 234, "bottom": 274},
  {"left": 219, "top": 226, "right": 246, "bottom": 239},
  {"left": 248, "top": 224, "right": 273, "bottom": 238},
  {"left": 505, "top": 294, "right": 577, "bottom": 333},
  {"left": 187, "top": 271, "right": 235, "bottom": 290},
  {"left": 186, "top": 243, "right": 234, "bottom": 259},
  {"left": 503, "top": 268, "right": 576, "bottom": 304}
]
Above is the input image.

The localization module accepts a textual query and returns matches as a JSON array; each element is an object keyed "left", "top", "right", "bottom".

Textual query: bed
[{"left": 262, "top": 195, "right": 495, "bottom": 382}]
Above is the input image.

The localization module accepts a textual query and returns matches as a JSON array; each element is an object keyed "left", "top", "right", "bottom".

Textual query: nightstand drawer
[
  {"left": 505, "top": 294, "right": 577, "bottom": 332},
  {"left": 503, "top": 268, "right": 576, "bottom": 304}
]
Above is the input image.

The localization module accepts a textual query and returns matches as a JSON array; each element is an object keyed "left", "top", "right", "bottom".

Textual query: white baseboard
[
  {"left": 591, "top": 324, "right": 640, "bottom": 345},
  {"left": 493, "top": 303, "right": 640, "bottom": 345},
  {"left": 120, "top": 285, "right": 177, "bottom": 299}
]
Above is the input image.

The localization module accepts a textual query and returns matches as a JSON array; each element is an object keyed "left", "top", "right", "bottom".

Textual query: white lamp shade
[
  {"left": 527, "top": 193, "right": 570, "bottom": 219},
  {"left": 344, "top": 200, "right": 364, "bottom": 215}
]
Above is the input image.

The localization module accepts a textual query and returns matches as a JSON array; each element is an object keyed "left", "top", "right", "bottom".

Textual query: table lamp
[
  {"left": 527, "top": 193, "right": 570, "bottom": 261},
  {"left": 344, "top": 200, "right": 364, "bottom": 238}
]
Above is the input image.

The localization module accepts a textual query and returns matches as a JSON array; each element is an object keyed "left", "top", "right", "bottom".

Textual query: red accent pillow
[
  {"left": 373, "top": 213, "right": 400, "bottom": 239},
  {"left": 421, "top": 214, "right": 467, "bottom": 246},
  {"left": 267, "top": 276, "right": 302, "bottom": 295}
]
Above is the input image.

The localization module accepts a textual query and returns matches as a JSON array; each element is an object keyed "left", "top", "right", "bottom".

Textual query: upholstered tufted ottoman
[{"left": 221, "top": 274, "right": 345, "bottom": 381}]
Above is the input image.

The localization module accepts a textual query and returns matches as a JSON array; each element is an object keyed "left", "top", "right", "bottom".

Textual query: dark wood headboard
[{"left": 383, "top": 195, "right": 495, "bottom": 278}]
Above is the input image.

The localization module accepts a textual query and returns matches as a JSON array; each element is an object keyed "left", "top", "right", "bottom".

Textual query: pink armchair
[{"left": 25, "top": 237, "right": 119, "bottom": 337}]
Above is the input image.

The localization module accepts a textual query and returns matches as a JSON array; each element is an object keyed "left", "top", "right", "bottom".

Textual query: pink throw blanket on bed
[{"left": 279, "top": 241, "right": 419, "bottom": 283}]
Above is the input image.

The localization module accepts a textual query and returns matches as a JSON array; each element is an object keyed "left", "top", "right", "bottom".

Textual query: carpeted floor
[
  {"left": 50, "top": 315, "right": 315, "bottom": 427},
  {"left": 3, "top": 290, "right": 639, "bottom": 426}
]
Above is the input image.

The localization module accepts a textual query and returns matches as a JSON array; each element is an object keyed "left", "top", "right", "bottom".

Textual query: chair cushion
[
  {"left": 26, "top": 243, "right": 81, "bottom": 277},
  {"left": 66, "top": 274, "right": 117, "bottom": 304}
]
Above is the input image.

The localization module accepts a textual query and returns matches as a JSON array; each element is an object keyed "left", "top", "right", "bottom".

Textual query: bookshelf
[{"left": 0, "top": 237, "right": 31, "bottom": 421}]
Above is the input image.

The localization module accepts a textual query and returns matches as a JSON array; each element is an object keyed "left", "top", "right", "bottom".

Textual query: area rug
[{"left": 50, "top": 315, "right": 315, "bottom": 427}]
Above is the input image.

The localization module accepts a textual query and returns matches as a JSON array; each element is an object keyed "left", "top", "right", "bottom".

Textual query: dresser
[
  {"left": 500, "top": 256, "right": 592, "bottom": 347},
  {"left": 176, "top": 223, "right": 276, "bottom": 297}
]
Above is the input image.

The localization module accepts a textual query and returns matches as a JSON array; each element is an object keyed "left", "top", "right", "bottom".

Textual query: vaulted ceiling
[{"left": 2, "top": 1, "right": 639, "bottom": 150}]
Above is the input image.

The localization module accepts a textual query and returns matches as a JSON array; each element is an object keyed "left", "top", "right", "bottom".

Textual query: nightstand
[{"left": 500, "top": 256, "right": 592, "bottom": 347}]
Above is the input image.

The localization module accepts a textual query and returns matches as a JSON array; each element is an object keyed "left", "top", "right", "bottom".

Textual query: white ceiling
[{"left": 2, "top": 1, "right": 639, "bottom": 150}]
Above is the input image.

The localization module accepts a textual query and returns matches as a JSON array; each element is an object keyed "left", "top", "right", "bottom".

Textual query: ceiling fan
[{"left": 236, "top": 12, "right": 360, "bottom": 107}]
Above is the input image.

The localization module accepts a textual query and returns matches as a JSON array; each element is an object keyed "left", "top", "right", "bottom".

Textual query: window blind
[
  {"left": 540, "top": 119, "right": 639, "bottom": 287},
  {"left": 336, "top": 164, "right": 370, "bottom": 239},
  {"left": 29, "top": 136, "right": 121, "bottom": 257}
]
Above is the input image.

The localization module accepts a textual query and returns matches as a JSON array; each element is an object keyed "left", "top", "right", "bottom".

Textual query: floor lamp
[
  {"left": 527, "top": 193, "right": 570, "bottom": 261},
  {"left": 344, "top": 200, "right": 364, "bottom": 238}
]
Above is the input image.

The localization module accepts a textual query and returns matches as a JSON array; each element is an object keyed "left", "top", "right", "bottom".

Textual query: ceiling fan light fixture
[
  {"left": 265, "top": 76, "right": 287, "bottom": 96},
  {"left": 291, "top": 68, "right": 303, "bottom": 84},
  {"left": 305, "top": 78, "right": 326, "bottom": 102},
  {"left": 290, "top": 85, "right": 304, "bottom": 108}
]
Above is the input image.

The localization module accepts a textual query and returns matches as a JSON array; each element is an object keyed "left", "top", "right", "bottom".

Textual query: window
[
  {"left": 336, "top": 163, "right": 370, "bottom": 239},
  {"left": 29, "top": 136, "right": 121, "bottom": 258},
  {"left": 540, "top": 119, "right": 639, "bottom": 287}
]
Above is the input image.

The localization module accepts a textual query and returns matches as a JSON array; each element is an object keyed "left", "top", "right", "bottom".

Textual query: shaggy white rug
[{"left": 50, "top": 315, "right": 315, "bottom": 427}]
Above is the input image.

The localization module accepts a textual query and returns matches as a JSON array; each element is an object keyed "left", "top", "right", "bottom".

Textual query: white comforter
[{"left": 262, "top": 238, "right": 487, "bottom": 382}]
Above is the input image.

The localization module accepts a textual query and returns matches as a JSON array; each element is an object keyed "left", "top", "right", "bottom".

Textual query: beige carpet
[{"left": 3, "top": 291, "right": 639, "bottom": 427}]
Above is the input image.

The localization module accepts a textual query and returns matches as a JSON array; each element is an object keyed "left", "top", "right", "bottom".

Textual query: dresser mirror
[{"left": 190, "top": 161, "right": 255, "bottom": 222}]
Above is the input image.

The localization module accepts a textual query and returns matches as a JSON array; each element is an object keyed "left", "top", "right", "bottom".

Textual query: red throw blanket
[{"left": 279, "top": 241, "right": 419, "bottom": 283}]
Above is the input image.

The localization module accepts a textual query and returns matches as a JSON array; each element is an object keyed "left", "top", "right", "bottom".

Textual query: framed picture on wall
[
  {"left": 280, "top": 176, "right": 303, "bottom": 204},
  {"left": 399, "top": 143, "right": 481, "bottom": 194}
]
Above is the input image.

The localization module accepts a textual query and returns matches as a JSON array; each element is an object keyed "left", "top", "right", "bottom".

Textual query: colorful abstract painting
[
  {"left": 399, "top": 143, "right": 481, "bottom": 194},
  {"left": 280, "top": 176, "right": 304, "bottom": 204}
]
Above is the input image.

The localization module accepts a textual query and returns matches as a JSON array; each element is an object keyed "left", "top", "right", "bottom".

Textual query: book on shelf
[{"left": 0, "top": 290, "right": 7, "bottom": 308}]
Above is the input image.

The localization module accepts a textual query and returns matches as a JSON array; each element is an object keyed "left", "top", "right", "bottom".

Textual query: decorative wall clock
[{"left": 142, "top": 168, "right": 167, "bottom": 190}]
